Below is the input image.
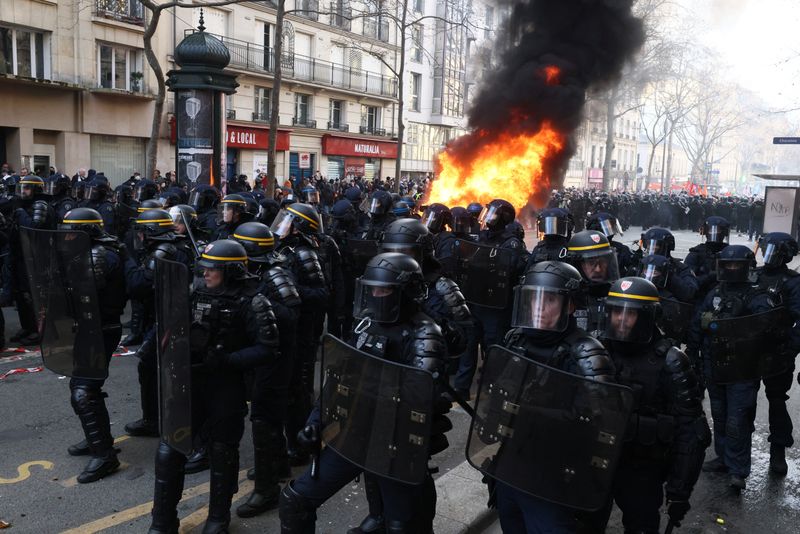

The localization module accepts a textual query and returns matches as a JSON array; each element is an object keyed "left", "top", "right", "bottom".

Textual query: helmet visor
[
  {"left": 452, "top": 216, "right": 471, "bottom": 235},
  {"left": 269, "top": 209, "right": 295, "bottom": 239},
  {"left": 640, "top": 263, "right": 669, "bottom": 288},
  {"left": 705, "top": 224, "right": 729, "bottom": 244},
  {"left": 304, "top": 189, "right": 320, "bottom": 204},
  {"left": 421, "top": 210, "right": 441, "bottom": 232},
  {"left": 603, "top": 302, "right": 654, "bottom": 343},
  {"left": 353, "top": 279, "right": 402, "bottom": 323},
  {"left": 643, "top": 238, "right": 666, "bottom": 256},
  {"left": 538, "top": 216, "right": 569, "bottom": 237},
  {"left": 597, "top": 217, "right": 623, "bottom": 238},
  {"left": 716, "top": 258, "right": 750, "bottom": 283},
  {"left": 380, "top": 242, "right": 422, "bottom": 263},
  {"left": 577, "top": 249, "right": 619, "bottom": 284},
  {"left": 479, "top": 205, "right": 500, "bottom": 229},
  {"left": 133, "top": 186, "right": 154, "bottom": 202},
  {"left": 43, "top": 181, "right": 58, "bottom": 196},
  {"left": 510, "top": 286, "right": 570, "bottom": 332},
  {"left": 760, "top": 242, "right": 781, "bottom": 266}
]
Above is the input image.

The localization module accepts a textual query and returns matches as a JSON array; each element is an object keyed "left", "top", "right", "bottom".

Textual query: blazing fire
[
  {"left": 426, "top": 121, "right": 566, "bottom": 211},
  {"left": 544, "top": 65, "right": 560, "bottom": 85}
]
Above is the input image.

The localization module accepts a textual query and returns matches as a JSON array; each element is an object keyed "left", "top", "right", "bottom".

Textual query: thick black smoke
[{"left": 446, "top": 0, "right": 644, "bottom": 204}]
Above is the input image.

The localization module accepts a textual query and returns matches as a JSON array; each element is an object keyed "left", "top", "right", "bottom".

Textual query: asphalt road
[{"left": 1, "top": 226, "right": 799, "bottom": 534}]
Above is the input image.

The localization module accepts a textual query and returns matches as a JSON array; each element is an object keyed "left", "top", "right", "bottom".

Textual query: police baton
[
  {"left": 439, "top": 379, "right": 476, "bottom": 418},
  {"left": 182, "top": 211, "right": 202, "bottom": 258}
]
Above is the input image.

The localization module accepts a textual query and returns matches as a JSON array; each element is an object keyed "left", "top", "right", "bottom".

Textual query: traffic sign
[{"left": 773, "top": 137, "right": 800, "bottom": 145}]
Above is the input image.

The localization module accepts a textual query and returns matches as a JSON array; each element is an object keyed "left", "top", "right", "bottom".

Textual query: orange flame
[
  {"left": 544, "top": 65, "right": 560, "bottom": 85},
  {"left": 426, "top": 122, "right": 565, "bottom": 211}
]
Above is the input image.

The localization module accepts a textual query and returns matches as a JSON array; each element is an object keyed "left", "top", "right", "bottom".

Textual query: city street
[{"left": 1, "top": 227, "right": 799, "bottom": 534}]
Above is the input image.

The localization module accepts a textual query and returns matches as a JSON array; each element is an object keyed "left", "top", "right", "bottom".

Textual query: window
[
  {"left": 414, "top": 0, "right": 424, "bottom": 13},
  {"left": 95, "top": 0, "right": 144, "bottom": 25},
  {"left": 330, "top": 0, "right": 351, "bottom": 31},
  {"left": 361, "top": 105, "right": 380, "bottom": 133},
  {"left": 294, "top": 93, "right": 311, "bottom": 124},
  {"left": 0, "top": 26, "right": 50, "bottom": 80},
  {"left": 406, "top": 123, "right": 418, "bottom": 144},
  {"left": 484, "top": 7, "right": 494, "bottom": 40},
  {"left": 363, "top": 2, "right": 389, "bottom": 42},
  {"left": 98, "top": 43, "right": 143, "bottom": 91},
  {"left": 297, "top": 0, "right": 319, "bottom": 21},
  {"left": 254, "top": 86, "right": 271, "bottom": 121},
  {"left": 329, "top": 99, "right": 345, "bottom": 129},
  {"left": 411, "top": 24, "right": 423, "bottom": 62},
  {"left": 410, "top": 73, "right": 421, "bottom": 112}
]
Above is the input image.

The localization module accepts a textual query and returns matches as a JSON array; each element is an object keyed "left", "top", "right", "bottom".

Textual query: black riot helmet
[
  {"left": 450, "top": 206, "right": 472, "bottom": 235},
  {"left": 85, "top": 177, "right": 110, "bottom": 201},
  {"left": 701, "top": 216, "right": 730, "bottom": 247},
  {"left": 114, "top": 183, "right": 134, "bottom": 205},
  {"left": 168, "top": 204, "right": 197, "bottom": 235},
  {"left": 330, "top": 199, "right": 357, "bottom": 230},
  {"left": 133, "top": 179, "right": 159, "bottom": 202},
  {"left": 421, "top": 203, "right": 452, "bottom": 234},
  {"left": 232, "top": 221, "right": 276, "bottom": 263},
  {"left": 537, "top": 207, "right": 573, "bottom": 239},
  {"left": 16, "top": 175, "right": 44, "bottom": 198},
  {"left": 196, "top": 239, "right": 250, "bottom": 284},
  {"left": 467, "top": 202, "right": 483, "bottom": 220},
  {"left": 567, "top": 230, "right": 620, "bottom": 285},
  {"left": 392, "top": 200, "right": 411, "bottom": 218},
  {"left": 137, "top": 198, "right": 163, "bottom": 212},
  {"left": 641, "top": 227, "right": 676, "bottom": 257},
  {"left": 189, "top": 184, "right": 222, "bottom": 212},
  {"left": 133, "top": 208, "right": 176, "bottom": 248},
  {"left": 586, "top": 211, "right": 622, "bottom": 239},
  {"left": 507, "top": 221, "right": 525, "bottom": 241},
  {"left": 480, "top": 198, "right": 516, "bottom": 230},
  {"left": 379, "top": 218, "right": 434, "bottom": 264},
  {"left": 716, "top": 245, "right": 756, "bottom": 283},
  {"left": 363, "top": 190, "right": 393, "bottom": 216},
  {"left": 43, "top": 173, "right": 71, "bottom": 197},
  {"left": 510, "top": 261, "right": 583, "bottom": 332},
  {"left": 60, "top": 207, "right": 105, "bottom": 239},
  {"left": 345, "top": 186, "right": 364, "bottom": 204},
  {"left": 603, "top": 277, "right": 660, "bottom": 344},
  {"left": 257, "top": 198, "right": 281, "bottom": 226},
  {"left": 270, "top": 202, "right": 322, "bottom": 238},
  {"left": 217, "top": 194, "right": 248, "bottom": 224},
  {"left": 637, "top": 254, "right": 670, "bottom": 289},
  {"left": 353, "top": 252, "right": 428, "bottom": 323},
  {"left": 757, "top": 232, "right": 798, "bottom": 267}
]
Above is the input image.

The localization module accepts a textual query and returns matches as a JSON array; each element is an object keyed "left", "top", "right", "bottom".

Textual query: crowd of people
[{"left": 1, "top": 161, "right": 796, "bottom": 534}]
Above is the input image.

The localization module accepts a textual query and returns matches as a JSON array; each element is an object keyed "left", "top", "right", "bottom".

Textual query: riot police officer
[
  {"left": 684, "top": 216, "right": 730, "bottom": 298},
  {"left": 466, "top": 202, "right": 483, "bottom": 237},
  {"left": 327, "top": 199, "right": 368, "bottom": 336},
  {"left": 344, "top": 186, "right": 371, "bottom": 229},
  {"left": 638, "top": 227, "right": 698, "bottom": 303},
  {"left": 189, "top": 184, "right": 222, "bottom": 237},
  {"left": 213, "top": 194, "right": 252, "bottom": 240},
  {"left": 637, "top": 254, "right": 694, "bottom": 344},
  {"left": 61, "top": 208, "right": 130, "bottom": 483},
  {"left": 687, "top": 245, "right": 775, "bottom": 490},
  {"left": 586, "top": 211, "right": 634, "bottom": 275},
  {"left": 495, "top": 261, "right": 616, "bottom": 533},
  {"left": 361, "top": 189, "right": 396, "bottom": 239},
  {"left": 582, "top": 277, "right": 710, "bottom": 533},
  {"left": 270, "top": 203, "right": 330, "bottom": 465},
  {"left": 124, "top": 209, "right": 192, "bottom": 437},
  {"left": 566, "top": 230, "right": 620, "bottom": 335},
  {"left": 279, "top": 252, "right": 449, "bottom": 533},
  {"left": 81, "top": 176, "right": 116, "bottom": 235},
  {"left": 147, "top": 240, "right": 280, "bottom": 534},
  {"left": 43, "top": 172, "right": 76, "bottom": 221},
  {"left": 755, "top": 232, "right": 800, "bottom": 475},
  {"left": 527, "top": 207, "right": 572, "bottom": 266}
]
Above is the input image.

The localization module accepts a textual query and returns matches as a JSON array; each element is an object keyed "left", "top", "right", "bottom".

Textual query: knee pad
[
  {"left": 155, "top": 441, "right": 187, "bottom": 473},
  {"left": 70, "top": 385, "right": 102, "bottom": 412},
  {"left": 279, "top": 482, "right": 317, "bottom": 533}
]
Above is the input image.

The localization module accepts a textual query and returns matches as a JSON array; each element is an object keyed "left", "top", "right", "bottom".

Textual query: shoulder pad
[
  {"left": 568, "top": 334, "right": 616, "bottom": 381},
  {"left": 434, "top": 276, "right": 471, "bottom": 321},
  {"left": 266, "top": 266, "right": 301, "bottom": 307},
  {"left": 653, "top": 337, "right": 674, "bottom": 358},
  {"left": 250, "top": 293, "right": 280, "bottom": 347},
  {"left": 408, "top": 313, "right": 447, "bottom": 374},
  {"left": 663, "top": 345, "right": 702, "bottom": 414},
  {"left": 296, "top": 246, "right": 319, "bottom": 262}
]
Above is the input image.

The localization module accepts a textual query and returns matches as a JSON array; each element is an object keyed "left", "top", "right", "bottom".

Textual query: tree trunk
[
  {"left": 392, "top": 0, "right": 408, "bottom": 194},
  {"left": 141, "top": 2, "right": 165, "bottom": 179},
  {"left": 665, "top": 126, "right": 674, "bottom": 189},
  {"left": 646, "top": 142, "right": 658, "bottom": 186},
  {"left": 602, "top": 87, "right": 618, "bottom": 191},
  {"left": 266, "top": 0, "right": 285, "bottom": 199}
]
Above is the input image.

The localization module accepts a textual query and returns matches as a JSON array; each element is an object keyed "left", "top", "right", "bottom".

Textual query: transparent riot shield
[
  {"left": 346, "top": 237, "right": 379, "bottom": 277},
  {"left": 467, "top": 345, "right": 634, "bottom": 511},
  {"left": 156, "top": 257, "right": 193, "bottom": 455},
  {"left": 709, "top": 307, "right": 791, "bottom": 384},
  {"left": 659, "top": 298, "right": 694, "bottom": 342},
  {"left": 453, "top": 240, "right": 515, "bottom": 309},
  {"left": 319, "top": 334, "right": 435, "bottom": 484},
  {"left": 20, "top": 228, "right": 106, "bottom": 379}
]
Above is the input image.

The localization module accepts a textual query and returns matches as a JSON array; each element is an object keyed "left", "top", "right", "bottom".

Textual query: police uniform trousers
[
  {"left": 763, "top": 360, "right": 795, "bottom": 448},
  {"left": 495, "top": 482, "right": 577, "bottom": 534},
  {"left": 68, "top": 324, "right": 123, "bottom": 392},
  {"left": 703, "top": 358, "right": 760, "bottom": 477},
  {"left": 453, "top": 316, "right": 482, "bottom": 393}
]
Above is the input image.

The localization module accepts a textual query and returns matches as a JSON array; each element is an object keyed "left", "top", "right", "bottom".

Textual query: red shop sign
[
  {"left": 322, "top": 134, "right": 398, "bottom": 159},
  {"left": 226, "top": 125, "right": 290, "bottom": 151}
]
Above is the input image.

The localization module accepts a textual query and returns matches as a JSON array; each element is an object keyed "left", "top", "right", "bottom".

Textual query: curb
[{"left": 434, "top": 460, "right": 498, "bottom": 533}]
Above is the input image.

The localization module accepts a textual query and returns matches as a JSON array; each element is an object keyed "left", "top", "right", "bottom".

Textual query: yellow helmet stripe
[
  {"left": 607, "top": 291, "right": 660, "bottom": 302},
  {"left": 568, "top": 243, "right": 610, "bottom": 251},
  {"left": 221, "top": 198, "right": 247, "bottom": 204},
  {"left": 286, "top": 206, "right": 319, "bottom": 229},
  {"left": 233, "top": 233, "right": 275, "bottom": 245},
  {"left": 64, "top": 219, "right": 103, "bottom": 224},
  {"left": 201, "top": 254, "right": 248, "bottom": 262}
]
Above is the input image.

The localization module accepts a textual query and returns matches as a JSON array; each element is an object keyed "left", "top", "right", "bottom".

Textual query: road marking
[
  {"left": 177, "top": 479, "right": 256, "bottom": 533},
  {"left": 113, "top": 435, "right": 130, "bottom": 445},
  {"left": 58, "top": 462, "right": 130, "bottom": 489},
  {"left": 0, "top": 460, "right": 54, "bottom": 484},
  {"left": 60, "top": 469, "right": 249, "bottom": 534}
]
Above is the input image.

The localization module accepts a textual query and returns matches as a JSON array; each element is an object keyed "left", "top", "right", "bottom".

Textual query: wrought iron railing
[{"left": 95, "top": 0, "right": 144, "bottom": 25}]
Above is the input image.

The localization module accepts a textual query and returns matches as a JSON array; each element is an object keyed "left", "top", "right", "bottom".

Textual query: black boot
[
  {"left": 70, "top": 386, "right": 120, "bottom": 484},
  {"left": 122, "top": 300, "right": 144, "bottom": 346},
  {"left": 185, "top": 445, "right": 210, "bottom": 474},
  {"left": 126, "top": 357, "right": 159, "bottom": 437},
  {"left": 202, "top": 442, "right": 239, "bottom": 534},
  {"left": 279, "top": 483, "right": 317, "bottom": 534},
  {"left": 68, "top": 438, "right": 90, "bottom": 456},
  {"left": 347, "top": 474, "right": 384, "bottom": 534},
  {"left": 237, "top": 421, "right": 285, "bottom": 517},
  {"left": 770, "top": 444, "right": 788, "bottom": 476},
  {"left": 148, "top": 442, "right": 187, "bottom": 534}
]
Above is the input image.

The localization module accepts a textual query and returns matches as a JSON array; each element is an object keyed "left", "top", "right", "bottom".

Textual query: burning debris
[{"left": 427, "top": 0, "right": 645, "bottom": 210}]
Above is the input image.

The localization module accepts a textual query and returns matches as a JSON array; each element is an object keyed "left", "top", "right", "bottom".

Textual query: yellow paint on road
[
  {"left": 0, "top": 461, "right": 54, "bottom": 484},
  {"left": 60, "top": 469, "right": 249, "bottom": 534}
]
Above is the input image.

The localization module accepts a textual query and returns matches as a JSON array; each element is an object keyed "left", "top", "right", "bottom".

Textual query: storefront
[
  {"left": 321, "top": 134, "right": 398, "bottom": 181},
  {"left": 225, "top": 124, "right": 290, "bottom": 185}
]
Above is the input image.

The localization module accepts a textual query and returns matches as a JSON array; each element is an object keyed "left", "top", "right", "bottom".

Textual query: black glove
[
  {"left": 666, "top": 495, "right": 691, "bottom": 525},
  {"left": 296, "top": 425, "right": 320, "bottom": 452},
  {"left": 205, "top": 345, "right": 229, "bottom": 370}
]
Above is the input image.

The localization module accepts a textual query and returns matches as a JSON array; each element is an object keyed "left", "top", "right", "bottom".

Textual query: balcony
[
  {"left": 327, "top": 121, "right": 349, "bottom": 132},
  {"left": 293, "top": 117, "right": 317, "bottom": 128},
  {"left": 188, "top": 31, "right": 398, "bottom": 99},
  {"left": 95, "top": 0, "right": 144, "bottom": 26},
  {"left": 227, "top": 109, "right": 236, "bottom": 120},
  {"left": 360, "top": 125, "right": 386, "bottom": 136},
  {"left": 252, "top": 111, "right": 272, "bottom": 123}
]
